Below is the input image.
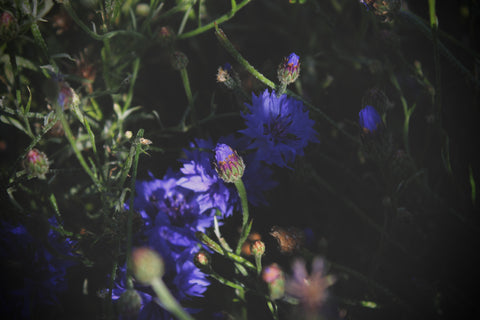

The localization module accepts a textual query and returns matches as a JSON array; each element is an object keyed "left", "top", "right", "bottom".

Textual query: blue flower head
[
  {"left": 359, "top": 105, "right": 383, "bottom": 134},
  {"left": 113, "top": 170, "right": 213, "bottom": 318},
  {"left": 239, "top": 89, "right": 319, "bottom": 168},
  {"left": 177, "top": 138, "right": 236, "bottom": 217}
]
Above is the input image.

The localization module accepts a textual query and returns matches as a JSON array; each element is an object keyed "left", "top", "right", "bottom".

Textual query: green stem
[
  {"left": 123, "top": 58, "right": 141, "bottom": 113},
  {"left": 126, "top": 129, "right": 144, "bottom": 283},
  {"left": 178, "top": 0, "right": 251, "bottom": 39},
  {"left": 390, "top": 74, "right": 415, "bottom": 156},
  {"left": 276, "top": 82, "right": 287, "bottom": 97},
  {"left": 210, "top": 272, "right": 244, "bottom": 292},
  {"left": 254, "top": 254, "right": 262, "bottom": 276},
  {"left": 428, "top": 1, "right": 442, "bottom": 129},
  {"left": 150, "top": 277, "right": 194, "bottom": 320},
  {"left": 177, "top": 1, "right": 194, "bottom": 36},
  {"left": 117, "top": 130, "right": 143, "bottom": 190},
  {"left": 55, "top": 105, "right": 102, "bottom": 190},
  {"left": 267, "top": 300, "right": 279, "bottom": 320},
  {"left": 180, "top": 67, "right": 196, "bottom": 124},
  {"left": 234, "top": 179, "right": 250, "bottom": 255},
  {"left": 196, "top": 232, "right": 256, "bottom": 271},
  {"left": 214, "top": 25, "right": 276, "bottom": 89}
]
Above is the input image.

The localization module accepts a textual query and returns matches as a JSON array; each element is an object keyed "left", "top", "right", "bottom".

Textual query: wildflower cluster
[{"left": 1, "top": 1, "right": 478, "bottom": 320}]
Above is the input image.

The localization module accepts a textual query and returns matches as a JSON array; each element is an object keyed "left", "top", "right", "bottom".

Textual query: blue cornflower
[
  {"left": 359, "top": 105, "right": 383, "bottom": 134},
  {"left": 239, "top": 89, "right": 319, "bottom": 168},
  {"left": 114, "top": 170, "right": 212, "bottom": 318},
  {"left": 177, "top": 138, "right": 236, "bottom": 217},
  {"left": 0, "top": 216, "right": 77, "bottom": 318}
]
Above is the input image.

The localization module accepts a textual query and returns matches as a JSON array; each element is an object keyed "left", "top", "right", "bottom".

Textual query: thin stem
[
  {"left": 177, "top": 1, "right": 194, "bottom": 36},
  {"left": 390, "top": 74, "right": 415, "bottom": 156},
  {"left": 150, "top": 277, "right": 194, "bottom": 320},
  {"left": 254, "top": 254, "right": 262, "bottom": 276},
  {"left": 117, "top": 131, "right": 143, "bottom": 191},
  {"left": 126, "top": 129, "right": 144, "bottom": 283},
  {"left": 55, "top": 105, "right": 102, "bottom": 190},
  {"left": 196, "top": 231, "right": 256, "bottom": 271},
  {"left": 180, "top": 67, "right": 196, "bottom": 123},
  {"left": 178, "top": 0, "right": 251, "bottom": 39},
  {"left": 428, "top": 1, "right": 442, "bottom": 129},
  {"left": 276, "top": 82, "right": 287, "bottom": 97},
  {"left": 214, "top": 25, "right": 276, "bottom": 89},
  {"left": 210, "top": 272, "right": 244, "bottom": 292},
  {"left": 234, "top": 179, "right": 250, "bottom": 255}
]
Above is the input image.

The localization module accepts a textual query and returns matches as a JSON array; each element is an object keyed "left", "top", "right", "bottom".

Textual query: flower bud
[
  {"left": 136, "top": 3, "right": 150, "bottom": 17},
  {"left": 216, "top": 63, "right": 238, "bottom": 90},
  {"left": 359, "top": 105, "right": 383, "bottom": 135},
  {"left": 131, "top": 247, "right": 164, "bottom": 284},
  {"left": 170, "top": 51, "right": 189, "bottom": 70},
  {"left": 277, "top": 53, "right": 300, "bottom": 86},
  {"left": 194, "top": 250, "right": 211, "bottom": 272},
  {"left": 358, "top": 105, "right": 392, "bottom": 162},
  {"left": 23, "top": 149, "right": 49, "bottom": 179},
  {"left": 250, "top": 240, "right": 265, "bottom": 257},
  {"left": 214, "top": 143, "right": 245, "bottom": 183},
  {"left": 118, "top": 289, "right": 142, "bottom": 318},
  {"left": 262, "top": 263, "right": 285, "bottom": 300},
  {"left": 57, "top": 81, "right": 79, "bottom": 110},
  {"left": 157, "top": 26, "right": 175, "bottom": 48},
  {"left": 0, "top": 11, "right": 18, "bottom": 42}
]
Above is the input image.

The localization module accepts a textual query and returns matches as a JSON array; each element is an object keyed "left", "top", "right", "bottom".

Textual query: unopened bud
[
  {"left": 214, "top": 143, "right": 245, "bottom": 183},
  {"left": 131, "top": 247, "right": 164, "bottom": 284},
  {"left": 136, "top": 3, "right": 150, "bottom": 17},
  {"left": 0, "top": 11, "right": 18, "bottom": 42},
  {"left": 262, "top": 263, "right": 285, "bottom": 300},
  {"left": 170, "top": 51, "right": 188, "bottom": 70},
  {"left": 57, "top": 81, "right": 79, "bottom": 110},
  {"left": 216, "top": 63, "right": 238, "bottom": 90},
  {"left": 277, "top": 53, "right": 300, "bottom": 86},
  {"left": 157, "top": 26, "right": 175, "bottom": 48},
  {"left": 118, "top": 289, "right": 142, "bottom": 318},
  {"left": 194, "top": 250, "right": 211, "bottom": 272},
  {"left": 23, "top": 148, "right": 49, "bottom": 179},
  {"left": 251, "top": 240, "right": 265, "bottom": 257}
]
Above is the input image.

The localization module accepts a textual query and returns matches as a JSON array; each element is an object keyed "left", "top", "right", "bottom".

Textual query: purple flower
[
  {"left": 286, "top": 53, "right": 300, "bottom": 68},
  {"left": 214, "top": 143, "right": 245, "bottom": 183},
  {"left": 177, "top": 138, "right": 236, "bottom": 217},
  {"left": 113, "top": 170, "right": 213, "bottom": 318},
  {"left": 239, "top": 89, "right": 319, "bottom": 168},
  {"left": 278, "top": 53, "right": 301, "bottom": 85},
  {"left": 0, "top": 216, "right": 77, "bottom": 318},
  {"left": 359, "top": 105, "right": 383, "bottom": 133}
]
